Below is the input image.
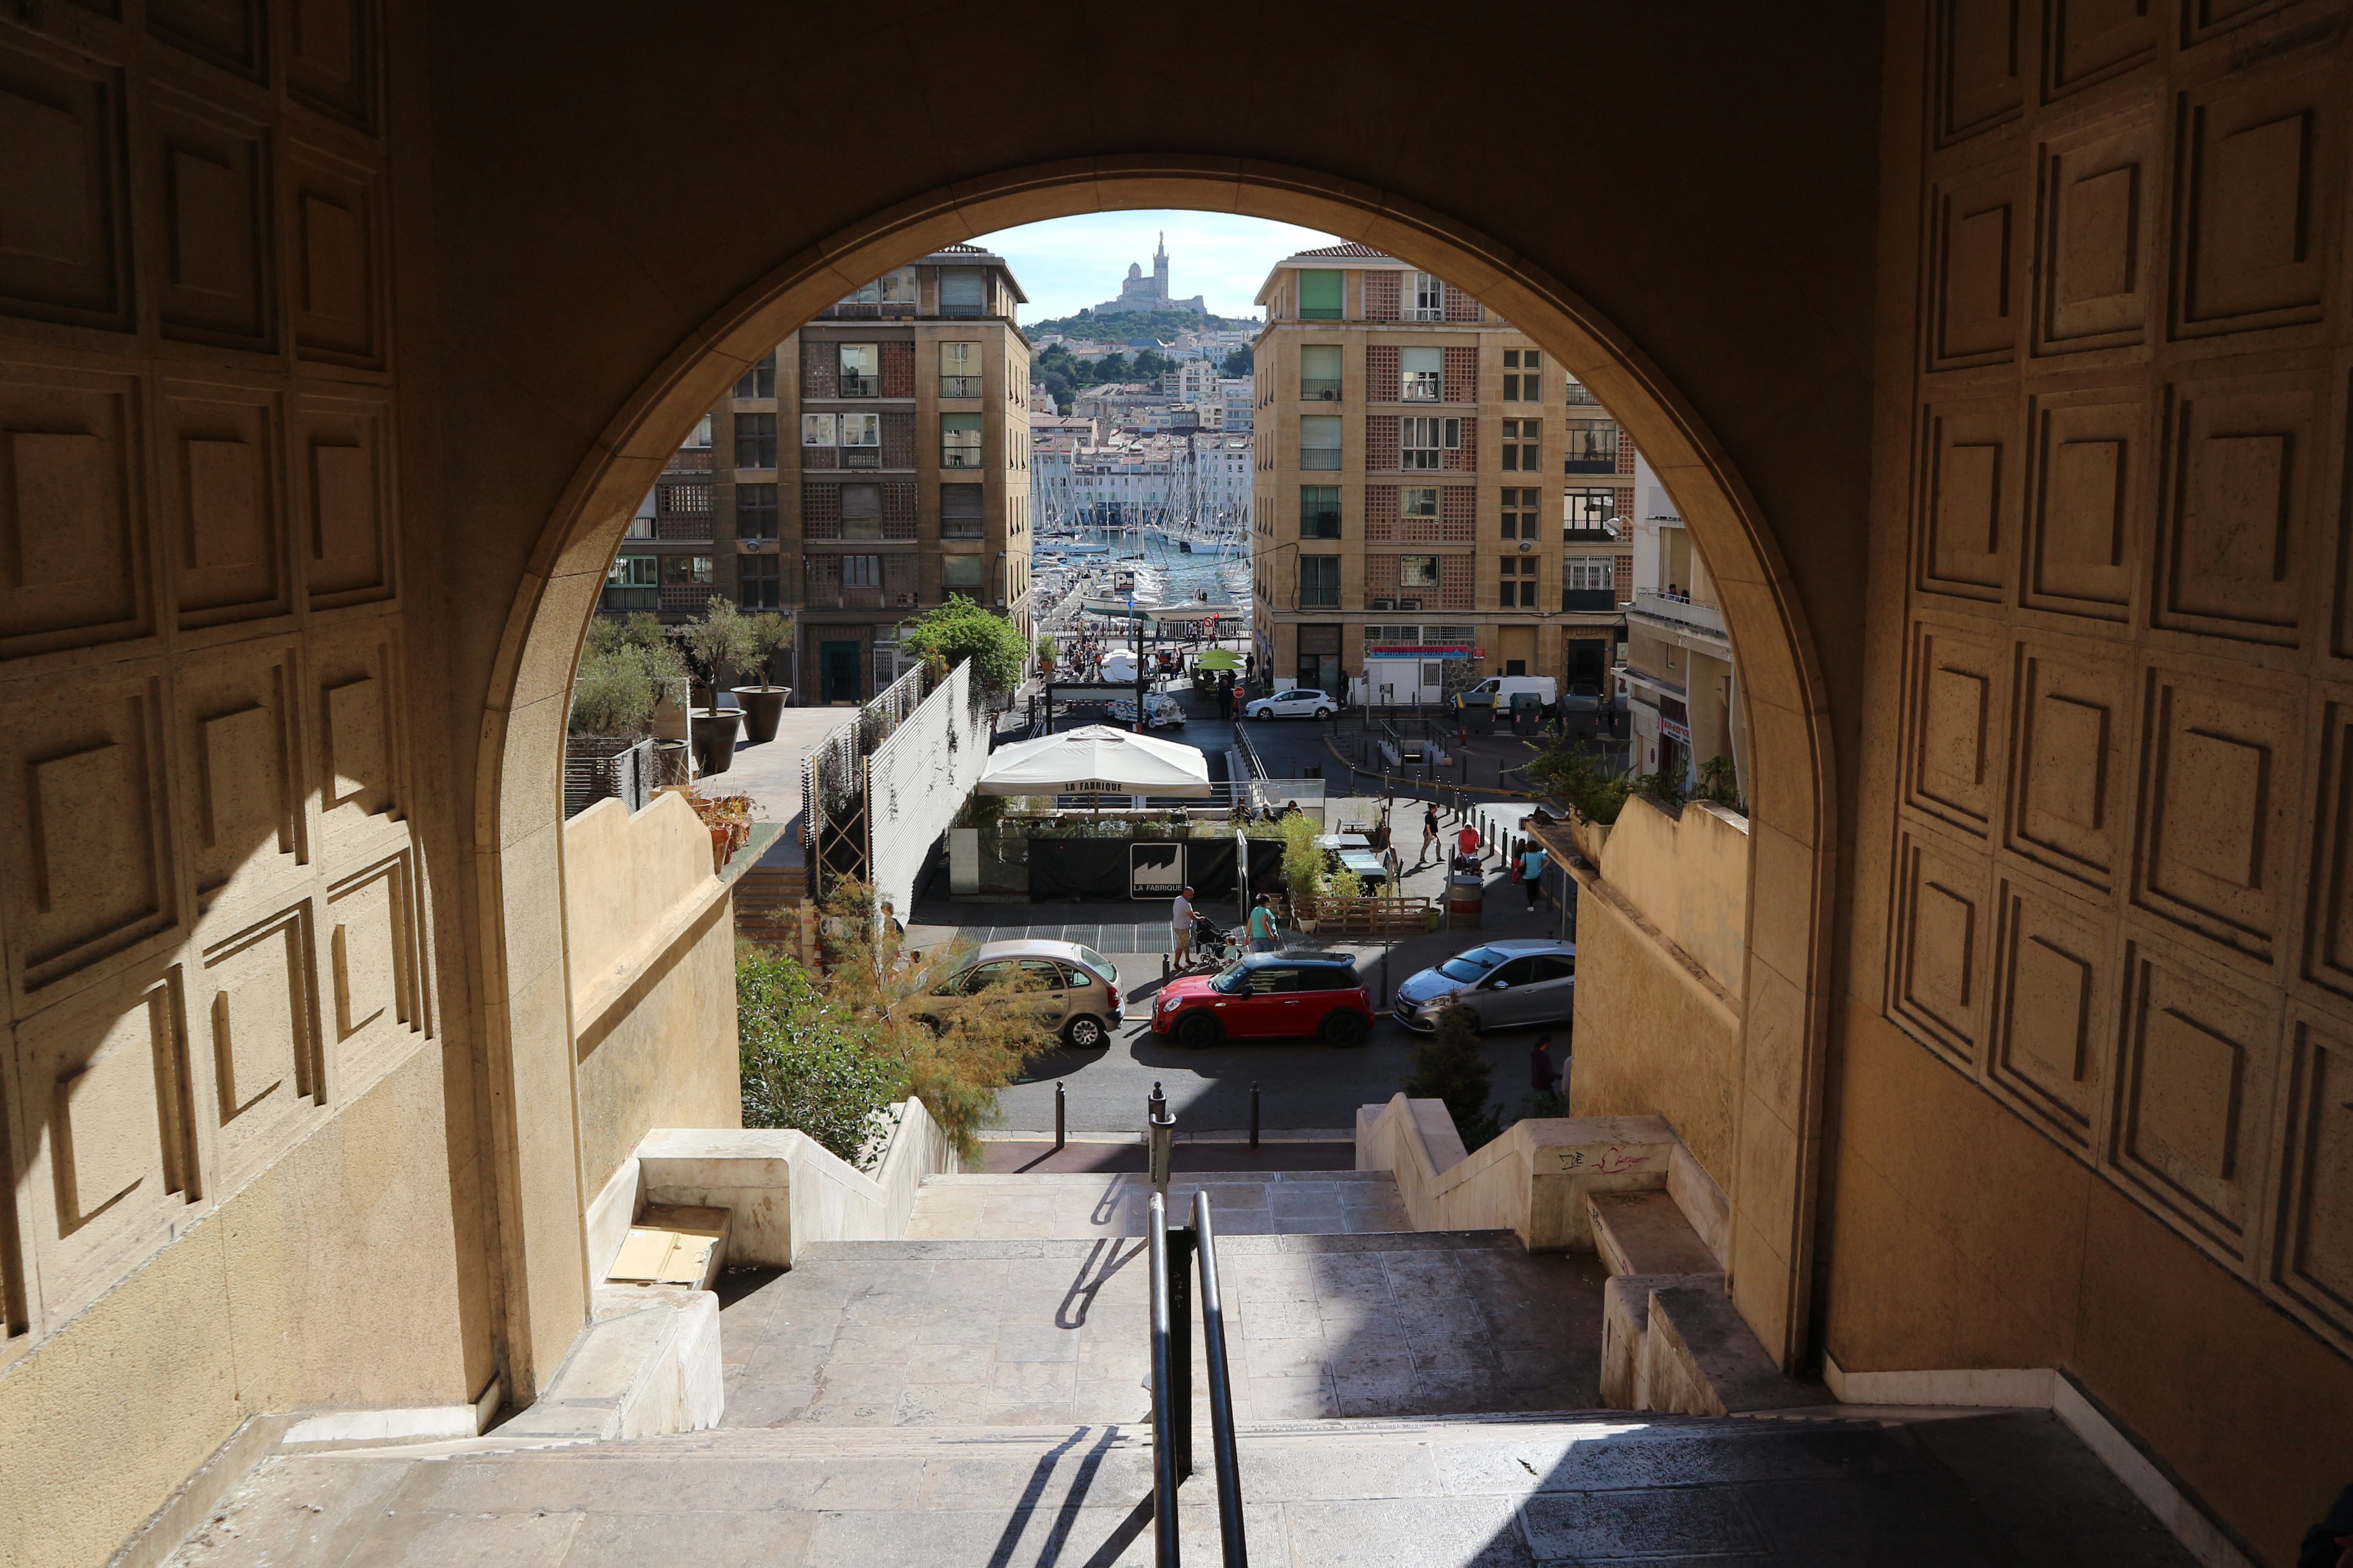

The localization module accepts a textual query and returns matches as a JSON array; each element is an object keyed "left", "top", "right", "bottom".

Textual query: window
[
  {"left": 734, "top": 412, "right": 777, "bottom": 469},
  {"left": 737, "top": 483, "right": 778, "bottom": 538},
  {"left": 1299, "top": 555, "right": 1340, "bottom": 608},
  {"left": 940, "top": 341, "right": 980, "bottom": 398},
  {"left": 1300, "top": 414, "right": 1341, "bottom": 470},
  {"left": 1299, "top": 344, "right": 1342, "bottom": 401},
  {"left": 879, "top": 267, "right": 918, "bottom": 309},
  {"left": 1563, "top": 378, "right": 1598, "bottom": 405},
  {"left": 738, "top": 553, "right": 780, "bottom": 608},
  {"left": 944, "top": 554, "right": 983, "bottom": 591},
  {"left": 842, "top": 554, "right": 883, "bottom": 588},
  {"left": 1565, "top": 490, "right": 1618, "bottom": 532},
  {"left": 841, "top": 481, "right": 881, "bottom": 539},
  {"left": 938, "top": 269, "right": 986, "bottom": 316},
  {"left": 1400, "top": 347, "right": 1442, "bottom": 401},
  {"left": 941, "top": 412, "right": 982, "bottom": 468},
  {"left": 838, "top": 411, "right": 880, "bottom": 467},
  {"left": 1397, "top": 555, "right": 1440, "bottom": 589},
  {"left": 1400, "top": 416, "right": 1459, "bottom": 469},
  {"left": 1298, "top": 269, "right": 1343, "bottom": 320},
  {"left": 801, "top": 413, "right": 837, "bottom": 449},
  {"left": 1408, "top": 271, "right": 1443, "bottom": 320},
  {"left": 735, "top": 351, "right": 775, "bottom": 399},
  {"left": 1501, "top": 418, "right": 1540, "bottom": 471},
  {"left": 838, "top": 344, "right": 878, "bottom": 397},
  {"left": 941, "top": 482, "right": 984, "bottom": 538},
  {"left": 1567, "top": 558, "right": 1615, "bottom": 590},
  {"left": 1402, "top": 486, "right": 1439, "bottom": 519},
  {"left": 661, "top": 555, "right": 714, "bottom": 584},
  {"left": 606, "top": 554, "right": 658, "bottom": 586},
  {"left": 1565, "top": 419, "right": 1618, "bottom": 472},
  {"left": 1502, "top": 348, "right": 1541, "bottom": 402},
  {"left": 1500, "top": 556, "right": 1538, "bottom": 608},
  {"left": 1300, "top": 484, "right": 1340, "bottom": 539},
  {"left": 1501, "top": 487, "right": 1542, "bottom": 539}
]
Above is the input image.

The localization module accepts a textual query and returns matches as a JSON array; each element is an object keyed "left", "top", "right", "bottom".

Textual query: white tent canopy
[{"left": 976, "top": 724, "right": 1212, "bottom": 798}]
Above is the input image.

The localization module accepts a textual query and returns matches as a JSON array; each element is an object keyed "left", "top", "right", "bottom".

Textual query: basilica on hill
[{"left": 1091, "top": 233, "right": 1209, "bottom": 315}]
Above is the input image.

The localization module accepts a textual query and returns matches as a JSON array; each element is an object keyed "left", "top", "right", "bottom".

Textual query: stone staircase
[{"left": 164, "top": 1167, "right": 2209, "bottom": 1568}]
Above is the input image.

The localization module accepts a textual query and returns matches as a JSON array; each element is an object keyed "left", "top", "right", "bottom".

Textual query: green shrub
[
  {"left": 1402, "top": 1005, "right": 1501, "bottom": 1151},
  {"left": 902, "top": 595, "right": 1026, "bottom": 693},
  {"left": 736, "top": 943, "right": 902, "bottom": 1166},
  {"left": 1278, "top": 811, "right": 1323, "bottom": 912}
]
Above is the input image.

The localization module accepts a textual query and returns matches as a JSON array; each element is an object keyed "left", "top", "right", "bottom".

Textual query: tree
[
  {"left": 1402, "top": 1005, "right": 1501, "bottom": 1151},
  {"left": 679, "top": 596, "right": 755, "bottom": 689},
  {"left": 901, "top": 594, "right": 1027, "bottom": 692},
  {"left": 736, "top": 942, "right": 903, "bottom": 1165},
  {"left": 570, "top": 614, "right": 688, "bottom": 737},
  {"left": 742, "top": 611, "right": 792, "bottom": 690},
  {"left": 1094, "top": 352, "right": 1130, "bottom": 382},
  {"left": 1131, "top": 348, "right": 1172, "bottom": 382},
  {"left": 1221, "top": 345, "right": 1254, "bottom": 377}
]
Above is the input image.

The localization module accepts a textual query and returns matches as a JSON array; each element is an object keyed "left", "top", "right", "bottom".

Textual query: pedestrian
[
  {"left": 1217, "top": 673, "right": 1234, "bottom": 720},
  {"left": 1456, "top": 821, "right": 1482, "bottom": 866},
  {"left": 1171, "top": 884, "right": 1195, "bottom": 966},
  {"left": 1520, "top": 839, "right": 1547, "bottom": 908},
  {"left": 1529, "top": 1034, "right": 1557, "bottom": 1096},
  {"left": 1421, "top": 803, "right": 1441, "bottom": 863},
  {"left": 2302, "top": 1484, "right": 2353, "bottom": 1568},
  {"left": 1248, "top": 894, "right": 1280, "bottom": 953}
]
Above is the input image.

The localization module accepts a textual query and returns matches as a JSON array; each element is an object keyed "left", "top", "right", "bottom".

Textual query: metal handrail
[{"left": 1147, "top": 1188, "right": 1249, "bottom": 1566}]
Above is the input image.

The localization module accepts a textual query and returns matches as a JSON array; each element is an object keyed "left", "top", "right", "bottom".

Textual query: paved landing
[
  {"left": 169, "top": 1410, "right": 2203, "bottom": 1568},
  {"left": 716, "top": 1228, "right": 1606, "bottom": 1428},
  {"left": 903, "top": 1171, "right": 1410, "bottom": 1240}
]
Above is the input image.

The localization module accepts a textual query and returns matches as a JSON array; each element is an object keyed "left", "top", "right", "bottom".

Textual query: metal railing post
[
  {"left": 1148, "top": 1193, "right": 1179, "bottom": 1566},
  {"left": 1054, "top": 1080, "right": 1066, "bottom": 1154},
  {"left": 1249, "top": 1082, "right": 1260, "bottom": 1149},
  {"left": 1193, "top": 1189, "right": 1248, "bottom": 1566},
  {"left": 1148, "top": 1082, "right": 1174, "bottom": 1198},
  {"left": 1168, "top": 1221, "right": 1195, "bottom": 1483}
]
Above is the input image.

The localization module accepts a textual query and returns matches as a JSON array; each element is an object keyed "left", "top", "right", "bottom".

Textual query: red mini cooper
[{"left": 1150, "top": 952, "right": 1375, "bottom": 1048}]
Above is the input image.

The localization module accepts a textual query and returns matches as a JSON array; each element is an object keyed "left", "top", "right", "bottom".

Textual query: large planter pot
[
  {"left": 731, "top": 686, "right": 791, "bottom": 744},
  {"left": 689, "top": 707, "right": 739, "bottom": 775}
]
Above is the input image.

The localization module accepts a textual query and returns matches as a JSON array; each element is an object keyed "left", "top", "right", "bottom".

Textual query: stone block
[
  {"left": 638, "top": 1127, "right": 802, "bottom": 1267},
  {"left": 1589, "top": 1190, "right": 1723, "bottom": 1278},
  {"left": 1642, "top": 1283, "right": 1820, "bottom": 1416}
]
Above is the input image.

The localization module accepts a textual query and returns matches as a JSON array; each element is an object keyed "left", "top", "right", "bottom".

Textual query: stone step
[
  {"left": 1587, "top": 1189, "right": 1721, "bottom": 1279},
  {"left": 797, "top": 1228, "right": 1523, "bottom": 1263},
  {"left": 904, "top": 1169, "right": 1411, "bottom": 1241}
]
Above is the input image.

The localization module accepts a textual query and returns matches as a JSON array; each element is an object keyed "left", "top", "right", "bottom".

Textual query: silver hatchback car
[
  {"left": 1392, "top": 939, "right": 1576, "bottom": 1032},
  {"left": 911, "top": 939, "right": 1123, "bottom": 1049}
]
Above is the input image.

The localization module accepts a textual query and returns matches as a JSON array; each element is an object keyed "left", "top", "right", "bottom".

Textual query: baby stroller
[{"left": 1189, "top": 913, "right": 1241, "bottom": 971}]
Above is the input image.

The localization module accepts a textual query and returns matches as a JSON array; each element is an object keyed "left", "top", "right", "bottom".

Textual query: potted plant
[
  {"left": 1034, "top": 632, "right": 1056, "bottom": 677},
  {"left": 680, "top": 597, "right": 755, "bottom": 774},
  {"left": 731, "top": 610, "right": 795, "bottom": 744}
]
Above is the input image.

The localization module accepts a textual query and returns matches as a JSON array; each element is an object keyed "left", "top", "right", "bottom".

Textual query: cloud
[{"left": 966, "top": 211, "right": 1349, "bottom": 323}]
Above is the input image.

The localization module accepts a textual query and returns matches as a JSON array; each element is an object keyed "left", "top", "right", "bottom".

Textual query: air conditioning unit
[
  {"left": 1371, "top": 597, "right": 1396, "bottom": 611},
  {"left": 1398, "top": 598, "right": 1423, "bottom": 612}
]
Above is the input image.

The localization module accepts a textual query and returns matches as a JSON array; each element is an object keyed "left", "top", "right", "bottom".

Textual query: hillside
[{"left": 1025, "top": 307, "right": 1259, "bottom": 343}]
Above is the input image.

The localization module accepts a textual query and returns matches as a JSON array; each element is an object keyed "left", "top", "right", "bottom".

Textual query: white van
[{"left": 1456, "top": 675, "right": 1557, "bottom": 712}]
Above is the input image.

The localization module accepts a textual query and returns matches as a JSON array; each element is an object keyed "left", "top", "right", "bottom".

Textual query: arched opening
[{"left": 476, "top": 161, "right": 1838, "bottom": 1392}]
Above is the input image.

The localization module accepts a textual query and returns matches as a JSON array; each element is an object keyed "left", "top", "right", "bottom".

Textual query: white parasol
[{"left": 976, "top": 724, "right": 1213, "bottom": 797}]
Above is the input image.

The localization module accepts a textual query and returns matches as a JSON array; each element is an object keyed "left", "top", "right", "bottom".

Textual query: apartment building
[
  {"left": 602, "top": 244, "right": 1033, "bottom": 703},
  {"left": 1621, "top": 449, "right": 1741, "bottom": 793},
  {"left": 1249, "top": 245, "right": 1630, "bottom": 703}
]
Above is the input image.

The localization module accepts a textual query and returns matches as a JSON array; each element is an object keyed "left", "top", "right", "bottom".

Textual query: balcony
[
  {"left": 940, "top": 377, "right": 980, "bottom": 398},
  {"left": 1300, "top": 448, "right": 1342, "bottom": 470},
  {"left": 942, "top": 446, "right": 982, "bottom": 469},
  {"left": 1631, "top": 586, "right": 1727, "bottom": 638},
  {"left": 1561, "top": 588, "right": 1618, "bottom": 612},
  {"left": 1563, "top": 452, "right": 1619, "bottom": 474},
  {"left": 1299, "top": 379, "right": 1342, "bottom": 401},
  {"left": 842, "top": 447, "right": 880, "bottom": 468},
  {"left": 655, "top": 515, "right": 714, "bottom": 540},
  {"left": 663, "top": 448, "right": 714, "bottom": 473},
  {"left": 1562, "top": 526, "right": 1618, "bottom": 543},
  {"left": 600, "top": 585, "right": 659, "bottom": 612},
  {"left": 1563, "top": 384, "right": 1599, "bottom": 405},
  {"left": 660, "top": 583, "right": 715, "bottom": 613}
]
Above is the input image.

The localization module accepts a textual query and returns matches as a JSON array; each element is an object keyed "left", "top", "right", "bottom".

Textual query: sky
[{"left": 965, "top": 211, "right": 1348, "bottom": 324}]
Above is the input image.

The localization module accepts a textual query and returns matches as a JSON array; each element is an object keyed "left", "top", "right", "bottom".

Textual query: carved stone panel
[
  {"left": 1989, "top": 881, "right": 2110, "bottom": 1148},
  {"left": 286, "top": 0, "right": 375, "bottom": 132},
  {"left": 289, "top": 144, "right": 379, "bottom": 367},
  {"left": 2034, "top": 110, "right": 2154, "bottom": 352},
  {"left": 2174, "top": 62, "right": 2333, "bottom": 338},
  {"left": 2024, "top": 391, "right": 2141, "bottom": 620},
  {"left": 2135, "top": 666, "right": 2296, "bottom": 970},
  {"left": 19, "top": 972, "right": 198, "bottom": 1324},
  {"left": 2155, "top": 375, "right": 2313, "bottom": 647},
  {"left": 164, "top": 386, "right": 287, "bottom": 630},
  {"left": 293, "top": 393, "right": 392, "bottom": 607},
  {"left": 0, "top": 40, "right": 131, "bottom": 331},
  {"left": 2007, "top": 639, "right": 2127, "bottom": 893},
  {"left": 310, "top": 626, "right": 403, "bottom": 847},
  {"left": 148, "top": 91, "right": 274, "bottom": 351},
  {"left": 0, "top": 677, "right": 178, "bottom": 998},
  {"left": 2312, "top": 700, "right": 2353, "bottom": 1004},
  {"left": 2042, "top": 0, "right": 2157, "bottom": 99},
  {"left": 148, "top": 0, "right": 268, "bottom": 82},
  {"left": 1936, "top": 0, "right": 2026, "bottom": 145},
  {"left": 324, "top": 850, "right": 425, "bottom": 1095},
  {"left": 1892, "top": 829, "right": 1990, "bottom": 1065},
  {"left": 199, "top": 905, "right": 322, "bottom": 1191},
  {"left": 2273, "top": 1017, "right": 2353, "bottom": 1345},
  {"left": 1931, "top": 160, "right": 2024, "bottom": 367},
  {"left": 2110, "top": 944, "right": 2279, "bottom": 1262},
  {"left": 1918, "top": 398, "right": 2018, "bottom": 600},
  {"left": 1906, "top": 617, "right": 2004, "bottom": 834},
  {"left": 0, "top": 367, "right": 149, "bottom": 658},
  {"left": 175, "top": 646, "right": 303, "bottom": 909}
]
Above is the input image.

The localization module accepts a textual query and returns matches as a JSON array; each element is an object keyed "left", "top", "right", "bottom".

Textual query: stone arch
[{"left": 478, "top": 158, "right": 1839, "bottom": 1385}]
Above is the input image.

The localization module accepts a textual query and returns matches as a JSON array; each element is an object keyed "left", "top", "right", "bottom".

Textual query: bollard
[
  {"left": 1147, "top": 1081, "right": 1174, "bottom": 1197},
  {"left": 1250, "top": 1081, "right": 1260, "bottom": 1148},
  {"left": 1054, "top": 1080, "right": 1066, "bottom": 1154}
]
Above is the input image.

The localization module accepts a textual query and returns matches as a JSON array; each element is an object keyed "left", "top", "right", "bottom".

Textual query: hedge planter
[
  {"left": 689, "top": 707, "right": 739, "bottom": 774},
  {"left": 731, "top": 686, "right": 791, "bottom": 744}
]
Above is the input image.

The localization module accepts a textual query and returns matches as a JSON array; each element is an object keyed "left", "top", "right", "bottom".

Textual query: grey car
[
  {"left": 909, "top": 939, "right": 1123, "bottom": 1049},
  {"left": 1392, "top": 939, "right": 1576, "bottom": 1032}
]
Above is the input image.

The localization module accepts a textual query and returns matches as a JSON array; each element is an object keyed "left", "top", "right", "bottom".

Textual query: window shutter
[
  {"left": 1366, "top": 414, "right": 1398, "bottom": 470},
  {"left": 1366, "top": 345, "right": 1398, "bottom": 402},
  {"left": 1298, "top": 269, "right": 1343, "bottom": 318},
  {"left": 941, "top": 483, "right": 985, "bottom": 522},
  {"left": 1441, "top": 487, "right": 1477, "bottom": 541},
  {"left": 801, "top": 341, "right": 837, "bottom": 398},
  {"left": 883, "top": 480, "right": 917, "bottom": 539},
  {"left": 1441, "top": 284, "right": 1480, "bottom": 323},
  {"left": 939, "top": 270, "right": 985, "bottom": 314},
  {"left": 1363, "top": 271, "right": 1399, "bottom": 322},
  {"left": 1443, "top": 415, "right": 1477, "bottom": 471},
  {"left": 882, "top": 411, "right": 915, "bottom": 467},
  {"left": 880, "top": 341, "right": 916, "bottom": 397},
  {"left": 802, "top": 481, "right": 841, "bottom": 539},
  {"left": 1365, "top": 485, "right": 1397, "bottom": 543},
  {"left": 1442, "top": 346, "right": 1478, "bottom": 402}
]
